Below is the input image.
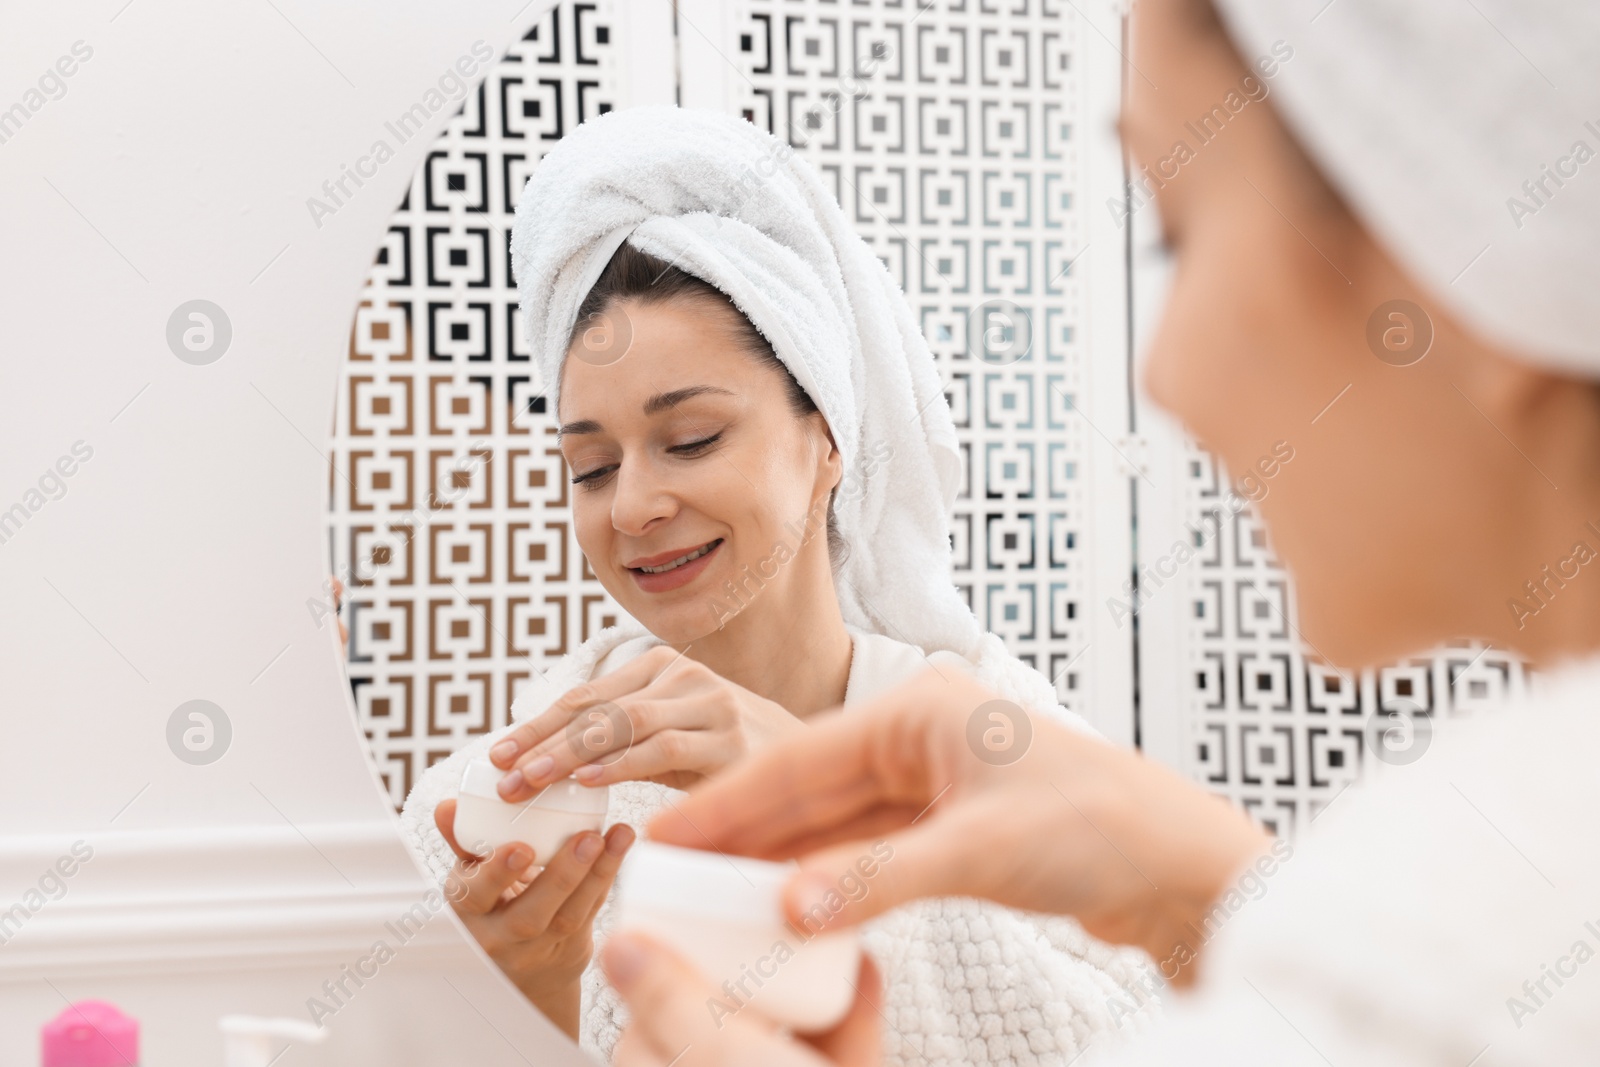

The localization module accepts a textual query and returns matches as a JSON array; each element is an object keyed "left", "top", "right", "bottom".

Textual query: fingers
[
  {"left": 531, "top": 697, "right": 675, "bottom": 791},
  {"left": 607, "top": 933, "right": 888, "bottom": 1067},
  {"left": 448, "top": 840, "right": 538, "bottom": 917},
  {"left": 778, "top": 808, "right": 989, "bottom": 933},
  {"left": 491, "top": 646, "right": 682, "bottom": 773},
  {"left": 433, "top": 798, "right": 484, "bottom": 862},
  {"left": 741, "top": 800, "right": 930, "bottom": 862},
  {"left": 498, "top": 828, "right": 613, "bottom": 936},
  {"left": 607, "top": 931, "right": 847, "bottom": 1067},
  {"left": 642, "top": 709, "right": 894, "bottom": 856},
  {"left": 803, "top": 955, "right": 883, "bottom": 1067},
  {"left": 647, "top": 668, "right": 986, "bottom": 856},
  {"left": 544, "top": 823, "right": 634, "bottom": 931},
  {"left": 572, "top": 725, "right": 731, "bottom": 787},
  {"left": 645, "top": 709, "right": 873, "bottom": 853},
  {"left": 611, "top": 1029, "right": 663, "bottom": 1067},
  {"left": 509, "top": 683, "right": 728, "bottom": 797},
  {"left": 602, "top": 930, "right": 766, "bottom": 1063},
  {"left": 332, "top": 576, "right": 349, "bottom": 647}
]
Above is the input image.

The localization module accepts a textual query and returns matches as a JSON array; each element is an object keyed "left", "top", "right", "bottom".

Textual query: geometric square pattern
[
  {"left": 729, "top": 0, "right": 1096, "bottom": 708},
  {"left": 329, "top": 4, "right": 628, "bottom": 808},
  {"left": 1167, "top": 443, "right": 1533, "bottom": 837},
  {"left": 333, "top": 0, "right": 1118, "bottom": 808},
  {"left": 333, "top": 2, "right": 1506, "bottom": 834}
]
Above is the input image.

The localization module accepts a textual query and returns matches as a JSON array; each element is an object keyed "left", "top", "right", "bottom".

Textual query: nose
[{"left": 609, "top": 457, "right": 676, "bottom": 537}]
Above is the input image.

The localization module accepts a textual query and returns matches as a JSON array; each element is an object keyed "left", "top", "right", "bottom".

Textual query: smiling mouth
[{"left": 631, "top": 539, "right": 723, "bottom": 575}]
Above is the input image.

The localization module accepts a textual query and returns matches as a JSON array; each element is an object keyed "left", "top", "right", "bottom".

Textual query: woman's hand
[
  {"left": 648, "top": 667, "right": 1271, "bottom": 984},
  {"left": 329, "top": 575, "right": 348, "bottom": 650},
  {"left": 490, "top": 645, "right": 805, "bottom": 797},
  {"left": 432, "top": 798, "right": 634, "bottom": 1037},
  {"left": 602, "top": 930, "right": 882, "bottom": 1067}
]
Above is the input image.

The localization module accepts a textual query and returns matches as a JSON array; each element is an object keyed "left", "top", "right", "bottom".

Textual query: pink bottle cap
[{"left": 41, "top": 1000, "right": 139, "bottom": 1067}]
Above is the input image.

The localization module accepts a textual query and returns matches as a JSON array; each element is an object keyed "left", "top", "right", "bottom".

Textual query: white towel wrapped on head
[
  {"left": 511, "top": 103, "right": 980, "bottom": 660},
  {"left": 1212, "top": 0, "right": 1600, "bottom": 375}
]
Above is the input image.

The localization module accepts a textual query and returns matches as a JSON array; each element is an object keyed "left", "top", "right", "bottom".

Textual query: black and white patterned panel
[
  {"left": 726, "top": 0, "right": 1095, "bottom": 712},
  {"left": 328, "top": 3, "right": 629, "bottom": 808},
  {"left": 1175, "top": 443, "right": 1532, "bottom": 837}
]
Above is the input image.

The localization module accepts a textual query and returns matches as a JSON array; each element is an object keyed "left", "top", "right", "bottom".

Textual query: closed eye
[
  {"left": 668, "top": 432, "right": 723, "bottom": 456},
  {"left": 570, "top": 464, "right": 615, "bottom": 487},
  {"left": 569, "top": 432, "right": 724, "bottom": 489}
]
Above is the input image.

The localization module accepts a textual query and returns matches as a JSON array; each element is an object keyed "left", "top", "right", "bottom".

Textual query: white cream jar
[
  {"left": 613, "top": 841, "right": 861, "bottom": 1032},
  {"left": 452, "top": 755, "right": 608, "bottom": 865}
]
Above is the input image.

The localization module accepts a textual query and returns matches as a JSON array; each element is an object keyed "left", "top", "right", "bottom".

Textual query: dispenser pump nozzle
[{"left": 217, "top": 1016, "right": 326, "bottom": 1067}]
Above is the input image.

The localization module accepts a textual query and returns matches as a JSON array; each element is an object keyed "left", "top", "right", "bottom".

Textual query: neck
[
  {"left": 675, "top": 561, "right": 854, "bottom": 719},
  {"left": 1493, "top": 507, "right": 1600, "bottom": 670},
  {"left": 1476, "top": 388, "right": 1600, "bottom": 669}
]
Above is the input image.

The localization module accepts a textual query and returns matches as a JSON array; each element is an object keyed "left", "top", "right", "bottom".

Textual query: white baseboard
[
  {"left": 0, "top": 821, "right": 597, "bottom": 1066},
  {"left": 0, "top": 821, "right": 461, "bottom": 981}
]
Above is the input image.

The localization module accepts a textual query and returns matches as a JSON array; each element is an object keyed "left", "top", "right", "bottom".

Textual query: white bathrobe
[
  {"left": 1088, "top": 652, "right": 1600, "bottom": 1066},
  {"left": 400, "top": 625, "right": 1161, "bottom": 1065},
  {"left": 1095, "top": 1, "right": 1600, "bottom": 1060}
]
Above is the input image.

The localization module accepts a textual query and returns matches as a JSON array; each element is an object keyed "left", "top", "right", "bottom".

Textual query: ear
[
  {"left": 1435, "top": 314, "right": 1600, "bottom": 508},
  {"left": 808, "top": 412, "right": 844, "bottom": 497},
  {"left": 1454, "top": 326, "right": 1580, "bottom": 430}
]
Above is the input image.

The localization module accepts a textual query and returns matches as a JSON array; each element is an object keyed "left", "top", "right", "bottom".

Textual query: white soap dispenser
[{"left": 218, "top": 1015, "right": 327, "bottom": 1067}]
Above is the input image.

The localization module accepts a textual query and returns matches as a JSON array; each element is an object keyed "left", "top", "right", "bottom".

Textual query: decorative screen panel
[
  {"left": 328, "top": 3, "right": 632, "bottom": 808},
  {"left": 694, "top": 0, "right": 1135, "bottom": 727},
  {"left": 332, "top": 0, "right": 1136, "bottom": 806},
  {"left": 1163, "top": 445, "right": 1530, "bottom": 836},
  {"left": 326, "top": 1, "right": 1534, "bottom": 836}
]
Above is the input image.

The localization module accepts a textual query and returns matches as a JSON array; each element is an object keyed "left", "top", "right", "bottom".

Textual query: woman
[
  {"left": 398, "top": 106, "right": 1158, "bottom": 1061},
  {"left": 600, "top": 0, "right": 1600, "bottom": 1063}
]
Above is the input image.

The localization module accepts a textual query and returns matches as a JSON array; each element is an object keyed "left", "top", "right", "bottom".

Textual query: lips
[
  {"left": 632, "top": 540, "right": 722, "bottom": 574},
  {"left": 625, "top": 539, "right": 723, "bottom": 572},
  {"left": 626, "top": 538, "right": 724, "bottom": 594}
]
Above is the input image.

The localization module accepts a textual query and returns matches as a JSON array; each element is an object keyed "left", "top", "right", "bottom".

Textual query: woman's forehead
[{"left": 558, "top": 311, "right": 764, "bottom": 421}]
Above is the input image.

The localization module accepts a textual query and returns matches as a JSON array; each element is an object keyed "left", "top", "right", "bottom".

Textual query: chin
[
  {"left": 1293, "top": 575, "right": 1439, "bottom": 672},
  {"left": 633, "top": 607, "right": 721, "bottom": 646},
  {"left": 606, "top": 581, "right": 726, "bottom": 645},
  {"left": 1268, "top": 501, "right": 1447, "bottom": 672}
]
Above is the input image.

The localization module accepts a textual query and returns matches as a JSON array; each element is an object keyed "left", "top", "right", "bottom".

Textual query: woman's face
[
  {"left": 1125, "top": 0, "right": 1596, "bottom": 668},
  {"left": 557, "top": 297, "right": 841, "bottom": 646}
]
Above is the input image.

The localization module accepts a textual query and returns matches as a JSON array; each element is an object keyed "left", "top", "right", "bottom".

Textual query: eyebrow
[{"left": 557, "top": 385, "right": 736, "bottom": 437}]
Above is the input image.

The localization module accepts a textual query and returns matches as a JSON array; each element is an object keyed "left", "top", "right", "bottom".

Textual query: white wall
[{"left": 0, "top": 1, "right": 628, "bottom": 1062}]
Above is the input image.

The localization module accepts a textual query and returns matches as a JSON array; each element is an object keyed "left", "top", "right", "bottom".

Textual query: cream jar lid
[
  {"left": 458, "top": 755, "right": 609, "bottom": 814},
  {"left": 617, "top": 840, "right": 800, "bottom": 924}
]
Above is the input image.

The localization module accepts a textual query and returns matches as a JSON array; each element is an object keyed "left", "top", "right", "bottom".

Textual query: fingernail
[
  {"left": 574, "top": 763, "right": 604, "bottom": 783},
  {"left": 506, "top": 847, "right": 533, "bottom": 872},
  {"left": 490, "top": 739, "right": 519, "bottom": 766},
  {"left": 496, "top": 770, "right": 523, "bottom": 798},
  {"left": 523, "top": 755, "right": 555, "bottom": 783},
  {"left": 607, "top": 827, "right": 634, "bottom": 856},
  {"left": 604, "top": 933, "right": 648, "bottom": 990},
  {"left": 575, "top": 834, "right": 602, "bottom": 863}
]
